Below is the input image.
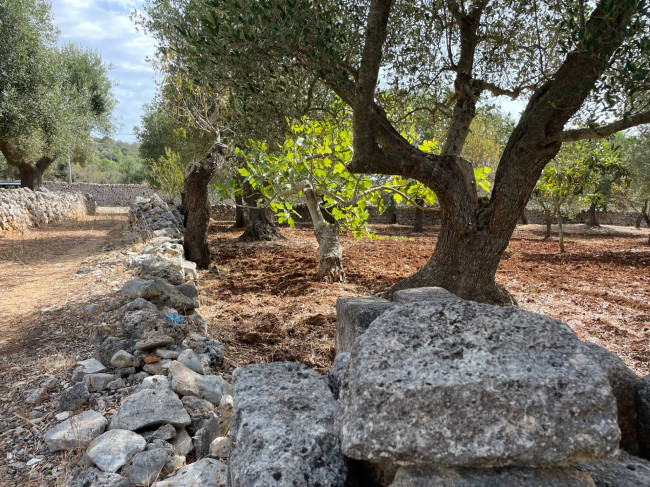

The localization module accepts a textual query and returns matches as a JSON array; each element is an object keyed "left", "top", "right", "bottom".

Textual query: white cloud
[{"left": 51, "top": 0, "right": 158, "bottom": 142}]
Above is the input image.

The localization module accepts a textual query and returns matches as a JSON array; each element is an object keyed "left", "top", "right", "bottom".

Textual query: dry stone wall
[
  {"left": 0, "top": 188, "right": 88, "bottom": 233},
  {"left": 43, "top": 182, "right": 159, "bottom": 207}
]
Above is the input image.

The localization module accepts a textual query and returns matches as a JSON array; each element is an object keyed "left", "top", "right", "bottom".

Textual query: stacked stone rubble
[
  {"left": 42, "top": 196, "right": 232, "bottom": 487},
  {"left": 0, "top": 188, "right": 88, "bottom": 233}
]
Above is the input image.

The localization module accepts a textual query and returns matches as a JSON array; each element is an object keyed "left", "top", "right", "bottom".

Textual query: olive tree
[
  {"left": 167, "top": 0, "right": 650, "bottom": 303},
  {"left": 0, "top": 0, "right": 114, "bottom": 190}
]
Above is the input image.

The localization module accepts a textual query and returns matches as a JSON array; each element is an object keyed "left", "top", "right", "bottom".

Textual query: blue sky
[{"left": 51, "top": 0, "right": 158, "bottom": 143}]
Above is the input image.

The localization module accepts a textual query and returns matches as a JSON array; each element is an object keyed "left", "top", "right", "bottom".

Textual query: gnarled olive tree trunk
[
  {"left": 0, "top": 142, "right": 54, "bottom": 190},
  {"left": 586, "top": 202, "right": 600, "bottom": 227},
  {"left": 413, "top": 198, "right": 424, "bottom": 233},
  {"left": 232, "top": 192, "right": 248, "bottom": 228},
  {"left": 238, "top": 180, "right": 284, "bottom": 241},
  {"left": 183, "top": 142, "right": 227, "bottom": 269},
  {"left": 304, "top": 188, "right": 345, "bottom": 282}
]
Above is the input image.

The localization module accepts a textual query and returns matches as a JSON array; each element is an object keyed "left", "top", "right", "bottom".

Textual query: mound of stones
[
  {"left": 42, "top": 197, "right": 233, "bottom": 486},
  {"left": 0, "top": 187, "right": 89, "bottom": 233}
]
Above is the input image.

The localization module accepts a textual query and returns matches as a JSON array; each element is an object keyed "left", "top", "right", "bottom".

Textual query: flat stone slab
[
  {"left": 86, "top": 429, "right": 146, "bottom": 473},
  {"left": 125, "top": 448, "right": 169, "bottom": 486},
  {"left": 109, "top": 388, "right": 191, "bottom": 431},
  {"left": 390, "top": 466, "right": 596, "bottom": 486},
  {"left": 44, "top": 410, "right": 107, "bottom": 452},
  {"left": 339, "top": 298, "right": 620, "bottom": 467},
  {"left": 77, "top": 358, "right": 107, "bottom": 374},
  {"left": 152, "top": 458, "right": 227, "bottom": 486},
  {"left": 229, "top": 362, "right": 347, "bottom": 487},
  {"left": 169, "top": 361, "right": 229, "bottom": 404},
  {"left": 335, "top": 297, "right": 396, "bottom": 353},
  {"left": 575, "top": 451, "right": 650, "bottom": 486}
]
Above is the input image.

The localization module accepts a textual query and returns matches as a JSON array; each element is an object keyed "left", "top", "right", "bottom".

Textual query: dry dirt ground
[
  {"left": 0, "top": 209, "right": 132, "bottom": 486},
  {"left": 202, "top": 221, "right": 650, "bottom": 376}
]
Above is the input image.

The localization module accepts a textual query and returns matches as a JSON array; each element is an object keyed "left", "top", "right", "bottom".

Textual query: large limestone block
[
  {"left": 85, "top": 429, "right": 146, "bottom": 473},
  {"left": 109, "top": 388, "right": 191, "bottom": 431},
  {"left": 335, "top": 297, "right": 396, "bottom": 353},
  {"left": 339, "top": 299, "right": 620, "bottom": 467},
  {"left": 44, "top": 410, "right": 107, "bottom": 452},
  {"left": 575, "top": 451, "right": 650, "bottom": 486},
  {"left": 229, "top": 362, "right": 347, "bottom": 487},
  {"left": 390, "top": 466, "right": 596, "bottom": 487},
  {"left": 392, "top": 286, "right": 459, "bottom": 304}
]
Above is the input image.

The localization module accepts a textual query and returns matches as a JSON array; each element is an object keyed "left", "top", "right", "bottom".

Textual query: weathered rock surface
[
  {"left": 328, "top": 351, "right": 350, "bottom": 400},
  {"left": 194, "top": 415, "right": 220, "bottom": 458},
  {"left": 390, "top": 466, "right": 596, "bottom": 486},
  {"left": 66, "top": 466, "right": 133, "bottom": 487},
  {"left": 140, "top": 375, "right": 172, "bottom": 391},
  {"left": 169, "top": 361, "right": 229, "bottom": 404},
  {"left": 392, "top": 286, "right": 459, "bottom": 304},
  {"left": 575, "top": 451, "right": 650, "bottom": 487},
  {"left": 171, "top": 428, "right": 193, "bottom": 456},
  {"left": 125, "top": 448, "right": 169, "bottom": 486},
  {"left": 85, "top": 430, "right": 146, "bottom": 473},
  {"left": 580, "top": 342, "right": 638, "bottom": 453},
  {"left": 111, "top": 350, "right": 138, "bottom": 369},
  {"left": 178, "top": 349, "right": 208, "bottom": 375},
  {"left": 182, "top": 333, "right": 224, "bottom": 367},
  {"left": 209, "top": 437, "right": 233, "bottom": 459},
  {"left": 229, "top": 362, "right": 347, "bottom": 487},
  {"left": 636, "top": 375, "right": 650, "bottom": 459},
  {"left": 77, "top": 358, "right": 107, "bottom": 375},
  {"left": 109, "top": 389, "right": 191, "bottom": 431},
  {"left": 181, "top": 395, "right": 215, "bottom": 434},
  {"left": 59, "top": 382, "right": 91, "bottom": 412},
  {"left": 152, "top": 458, "right": 227, "bottom": 487},
  {"left": 335, "top": 297, "right": 396, "bottom": 353},
  {"left": 44, "top": 410, "right": 108, "bottom": 452},
  {"left": 136, "top": 333, "right": 175, "bottom": 351},
  {"left": 83, "top": 373, "right": 116, "bottom": 392},
  {"left": 339, "top": 299, "right": 620, "bottom": 467}
]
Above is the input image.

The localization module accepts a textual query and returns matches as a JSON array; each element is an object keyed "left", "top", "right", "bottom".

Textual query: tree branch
[{"left": 543, "top": 111, "right": 650, "bottom": 144}]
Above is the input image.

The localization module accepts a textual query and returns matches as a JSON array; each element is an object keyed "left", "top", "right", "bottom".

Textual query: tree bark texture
[
  {"left": 183, "top": 142, "right": 227, "bottom": 269},
  {"left": 413, "top": 198, "right": 424, "bottom": 232},
  {"left": 519, "top": 211, "right": 528, "bottom": 225},
  {"left": 304, "top": 188, "right": 345, "bottom": 282},
  {"left": 0, "top": 142, "right": 55, "bottom": 191},
  {"left": 238, "top": 181, "right": 284, "bottom": 241},
  {"left": 232, "top": 192, "right": 248, "bottom": 228},
  {"left": 586, "top": 202, "right": 600, "bottom": 227}
]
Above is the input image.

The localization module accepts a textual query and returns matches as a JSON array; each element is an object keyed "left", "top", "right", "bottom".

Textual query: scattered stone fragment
[
  {"left": 141, "top": 375, "right": 172, "bottom": 391},
  {"left": 109, "top": 388, "right": 191, "bottom": 431},
  {"left": 125, "top": 448, "right": 169, "bottom": 486},
  {"left": 106, "top": 378, "right": 126, "bottom": 390},
  {"left": 181, "top": 395, "right": 216, "bottom": 434},
  {"left": 111, "top": 350, "right": 138, "bottom": 369},
  {"left": 141, "top": 424, "right": 177, "bottom": 442},
  {"left": 66, "top": 466, "right": 133, "bottom": 487},
  {"left": 55, "top": 411, "right": 70, "bottom": 421},
  {"left": 169, "top": 361, "right": 229, "bottom": 404},
  {"left": 340, "top": 299, "right": 620, "bottom": 467},
  {"left": 152, "top": 458, "right": 227, "bottom": 487},
  {"left": 335, "top": 296, "right": 396, "bottom": 353},
  {"left": 25, "top": 387, "right": 47, "bottom": 405},
  {"left": 390, "top": 466, "right": 596, "bottom": 486},
  {"left": 59, "top": 383, "right": 91, "bottom": 412},
  {"left": 156, "top": 348, "right": 181, "bottom": 359},
  {"left": 575, "top": 450, "right": 650, "bottom": 487},
  {"left": 209, "top": 437, "right": 232, "bottom": 459},
  {"left": 178, "top": 349, "right": 207, "bottom": 375},
  {"left": 85, "top": 429, "right": 146, "bottom": 473},
  {"left": 391, "top": 286, "right": 459, "bottom": 304},
  {"left": 171, "top": 428, "right": 193, "bottom": 457},
  {"left": 194, "top": 415, "right": 220, "bottom": 457},
  {"left": 136, "top": 333, "right": 175, "bottom": 351},
  {"left": 98, "top": 337, "right": 133, "bottom": 368},
  {"left": 83, "top": 373, "right": 116, "bottom": 392},
  {"left": 117, "top": 297, "right": 158, "bottom": 319},
  {"left": 144, "top": 359, "right": 172, "bottom": 376},
  {"left": 77, "top": 358, "right": 107, "bottom": 375},
  {"left": 44, "top": 410, "right": 107, "bottom": 452},
  {"left": 229, "top": 362, "right": 347, "bottom": 487},
  {"left": 122, "top": 279, "right": 158, "bottom": 300},
  {"left": 182, "top": 333, "right": 224, "bottom": 368}
]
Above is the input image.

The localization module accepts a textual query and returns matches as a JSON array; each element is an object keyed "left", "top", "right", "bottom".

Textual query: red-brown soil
[{"left": 202, "top": 222, "right": 650, "bottom": 376}]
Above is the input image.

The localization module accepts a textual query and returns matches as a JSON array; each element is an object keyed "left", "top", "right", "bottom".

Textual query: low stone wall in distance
[
  {"left": 0, "top": 188, "right": 87, "bottom": 233},
  {"left": 43, "top": 182, "right": 158, "bottom": 207}
]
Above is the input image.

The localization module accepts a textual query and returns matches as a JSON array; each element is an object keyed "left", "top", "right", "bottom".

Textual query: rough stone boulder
[
  {"left": 390, "top": 466, "right": 596, "bottom": 486},
  {"left": 339, "top": 298, "right": 620, "bottom": 467},
  {"left": 66, "top": 467, "right": 133, "bottom": 487},
  {"left": 169, "top": 361, "right": 230, "bottom": 404},
  {"left": 328, "top": 351, "right": 350, "bottom": 400},
  {"left": 228, "top": 362, "right": 347, "bottom": 487},
  {"left": 636, "top": 375, "right": 650, "bottom": 459},
  {"left": 109, "top": 388, "right": 191, "bottom": 431},
  {"left": 335, "top": 297, "right": 396, "bottom": 353},
  {"left": 85, "top": 429, "right": 146, "bottom": 473},
  {"left": 44, "top": 410, "right": 108, "bottom": 452}
]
